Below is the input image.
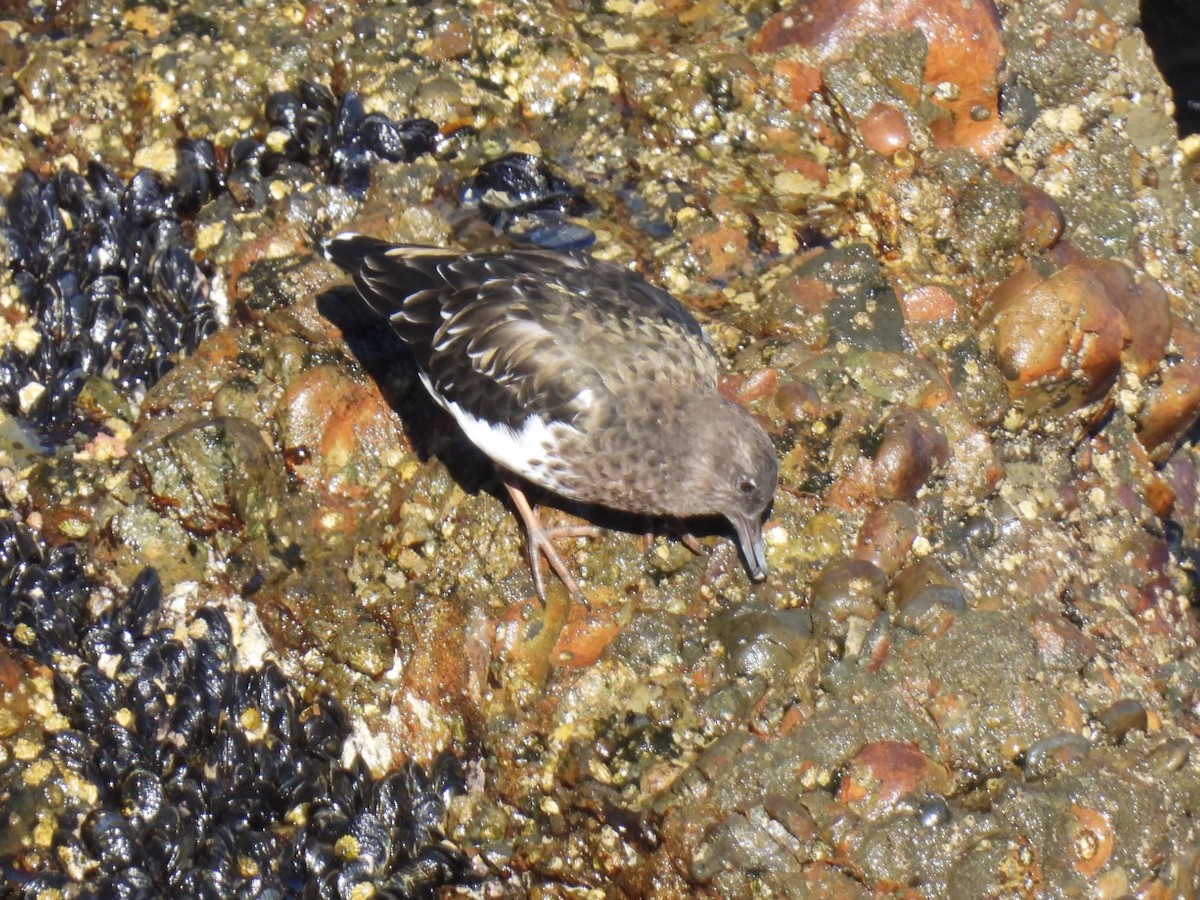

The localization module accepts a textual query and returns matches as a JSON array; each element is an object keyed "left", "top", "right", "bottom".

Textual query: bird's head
[{"left": 674, "top": 397, "right": 778, "bottom": 580}]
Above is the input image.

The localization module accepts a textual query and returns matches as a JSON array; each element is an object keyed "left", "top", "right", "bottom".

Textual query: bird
[{"left": 322, "top": 234, "right": 778, "bottom": 606}]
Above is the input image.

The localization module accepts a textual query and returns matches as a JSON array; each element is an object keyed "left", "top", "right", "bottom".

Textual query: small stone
[
  {"left": 858, "top": 102, "right": 912, "bottom": 156},
  {"left": 854, "top": 501, "right": 918, "bottom": 576},
  {"left": 837, "top": 740, "right": 951, "bottom": 820},
  {"left": 1095, "top": 699, "right": 1148, "bottom": 743},
  {"left": 1135, "top": 324, "right": 1200, "bottom": 458},
  {"left": 872, "top": 408, "right": 949, "bottom": 500},
  {"left": 809, "top": 558, "right": 887, "bottom": 643}
]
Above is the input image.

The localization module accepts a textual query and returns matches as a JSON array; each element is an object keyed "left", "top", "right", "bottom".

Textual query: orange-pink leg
[
  {"left": 641, "top": 529, "right": 708, "bottom": 555},
  {"left": 505, "top": 483, "right": 602, "bottom": 607}
]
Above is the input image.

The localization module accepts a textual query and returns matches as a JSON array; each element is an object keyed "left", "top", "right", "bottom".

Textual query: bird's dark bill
[{"left": 730, "top": 513, "right": 768, "bottom": 581}]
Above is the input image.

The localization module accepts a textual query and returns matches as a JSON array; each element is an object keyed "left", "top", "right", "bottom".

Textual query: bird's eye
[{"left": 738, "top": 478, "right": 756, "bottom": 494}]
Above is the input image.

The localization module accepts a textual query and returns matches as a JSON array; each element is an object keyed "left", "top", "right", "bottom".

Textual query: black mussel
[
  {"left": 181, "top": 307, "right": 219, "bottom": 353},
  {"left": 0, "top": 519, "right": 40, "bottom": 567},
  {"left": 334, "top": 92, "right": 366, "bottom": 142},
  {"left": 462, "top": 152, "right": 589, "bottom": 218},
  {"left": 49, "top": 728, "right": 99, "bottom": 774},
  {"left": 228, "top": 138, "right": 268, "bottom": 180},
  {"left": 396, "top": 118, "right": 440, "bottom": 159},
  {"left": 85, "top": 218, "right": 125, "bottom": 278},
  {"left": 83, "top": 808, "right": 141, "bottom": 871},
  {"left": 236, "top": 876, "right": 287, "bottom": 900},
  {"left": 175, "top": 138, "right": 224, "bottom": 211},
  {"left": 52, "top": 167, "right": 94, "bottom": 220},
  {"left": 334, "top": 860, "right": 378, "bottom": 899},
  {"left": 299, "top": 80, "right": 337, "bottom": 116},
  {"left": 79, "top": 621, "right": 120, "bottom": 661},
  {"left": 358, "top": 115, "right": 403, "bottom": 161},
  {"left": 150, "top": 245, "right": 201, "bottom": 312},
  {"left": 44, "top": 542, "right": 78, "bottom": 581},
  {"left": 371, "top": 770, "right": 414, "bottom": 828},
  {"left": 0, "top": 225, "right": 29, "bottom": 273},
  {"left": 121, "top": 768, "right": 165, "bottom": 829},
  {"left": 265, "top": 91, "right": 302, "bottom": 128},
  {"left": 167, "top": 694, "right": 210, "bottom": 746},
  {"left": 86, "top": 161, "right": 125, "bottom": 218},
  {"left": 301, "top": 695, "right": 349, "bottom": 760},
  {"left": 430, "top": 752, "right": 465, "bottom": 804},
  {"left": 193, "top": 644, "right": 234, "bottom": 714},
  {"left": 512, "top": 210, "right": 596, "bottom": 251},
  {"left": 96, "top": 722, "right": 149, "bottom": 788},
  {"left": 118, "top": 568, "right": 163, "bottom": 639},
  {"left": 195, "top": 607, "right": 233, "bottom": 650},
  {"left": 379, "top": 845, "right": 466, "bottom": 895},
  {"left": 124, "top": 169, "right": 175, "bottom": 226},
  {"left": 175, "top": 164, "right": 217, "bottom": 214},
  {"left": 126, "top": 674, "right": 169, "bottom": 736},
  {"left": 74, "top": 664, "right": 121, "bottom": 720},
  {"left": 179, "top": 136, "right": 218, "bottom": 172},
  {"left": 342, "top": 810, "right": 392, "bottom": 871},
  {"left": 19, "top": 872, "right": 73, "bottom": 898},
  {"left": 333, "top": 148, "right": 372, "bottom": 197}
]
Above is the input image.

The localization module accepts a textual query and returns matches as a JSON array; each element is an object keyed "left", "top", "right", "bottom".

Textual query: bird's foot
[
  {"left": 641, "top": 526, "right": 709, "bottom": 556},
  {"left": 505, "top": 483, "right": 601, "bottom": 608}
]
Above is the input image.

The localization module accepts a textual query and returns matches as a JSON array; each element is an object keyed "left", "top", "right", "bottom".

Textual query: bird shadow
[{"left": 316, "top": 285, "right": 493, "bottom": 494}]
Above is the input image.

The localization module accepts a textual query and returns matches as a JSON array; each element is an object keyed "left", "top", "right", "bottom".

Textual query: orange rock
[
  {"left": 983, "top": 264, "right": 1130, "bottom": 416},
  {"left": 837, "top": 740, "right": 951, "bottom": 818},
  {"left": 1135, "top": 324, "right": 1200, "bottom": 459},
  {"left": 277, "top": 365, "right": 407, "bottom": 497},
  {"left": 899, "top": 284, "right": 959, "bottom": 324},
  {"left": 685, "top": 224, "right": 751, "bottom": 283},
  {"left": 770, "top": 58, "right": 823, "bottom": 111},
  {"left": 751, "top": 0, "right": 1006, "bottom": 156},
  {"left": 551, "top": 598, "right": 624, "bottom": 668}
]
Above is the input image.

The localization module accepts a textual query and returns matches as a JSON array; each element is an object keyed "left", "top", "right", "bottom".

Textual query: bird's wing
[{"left": 327, "top": 239, "right": 718, "bottom": 430}]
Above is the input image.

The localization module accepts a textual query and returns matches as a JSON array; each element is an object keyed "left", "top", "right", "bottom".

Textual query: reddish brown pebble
[
  {"left": 859, "top": 102, "right": 912, "bottom": 156},
  {"left": 838, "top": 741, "right": 951, "bottom": 818},
  {"left": 1136, "top": 324, "right": 1200, "bottom": 458},
  {"left": 899, "top": 284, "right": 960, "bottom": 325},
  {"left": 872, "top": 408, "right": 950, "bottom": 500},
  {"left": 1089, "top": 258, "right": 1173, "bottom": 377},
  {"left": 1017, "top": 181, "right": 1066, "bottom": 252},
  {"left": 854, "top": 501, "right": 919, "bottom": 576},
  {"left": 890, "top": 557, "right": 960, "bottom": 608},
  {"left": 809, "top": 558, "right": 888, "bottom": 642},
  {"left": 774, "top": 379, "right": 821, "bottom": 421}
]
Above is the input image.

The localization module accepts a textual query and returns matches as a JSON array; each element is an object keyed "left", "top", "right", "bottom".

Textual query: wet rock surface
[{"left": 0, "top": 0, "right": 1199, "bottom": 896}]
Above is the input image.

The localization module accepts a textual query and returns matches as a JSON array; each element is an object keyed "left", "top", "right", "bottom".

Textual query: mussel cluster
[
  {"left": 256, "top": 81, "right": 440, "bottom": 200},
  {"left": 0, "top": 81, "right": 443, "bottom": 445},
  {"left": 0, "top": 162, "right": 219, "bottom": 444},
  {"left": 0, "top": 520, "right": 467, "bottom": 898}
]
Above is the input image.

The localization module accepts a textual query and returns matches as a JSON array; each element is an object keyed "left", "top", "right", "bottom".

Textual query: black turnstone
[{"left": 322, "top": 234, "right": 778, "bottom": 604}]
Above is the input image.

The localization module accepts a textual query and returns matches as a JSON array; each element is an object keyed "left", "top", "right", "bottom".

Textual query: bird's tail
[
  {"left": 320, "top": 232, "right": 394, "bottom": 272},
  {"left": 321, "top": 233, "right": 461, "bottom": 270}
]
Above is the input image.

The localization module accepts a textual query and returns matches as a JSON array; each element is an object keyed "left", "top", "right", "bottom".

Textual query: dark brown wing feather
[{"left": 323, "top": 235, "right": 718, "bottom": 431}]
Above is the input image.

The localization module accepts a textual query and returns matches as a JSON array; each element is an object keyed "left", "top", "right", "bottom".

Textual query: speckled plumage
[{"left": 323, "top": 234, "right": 778, "bottom": 601}]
